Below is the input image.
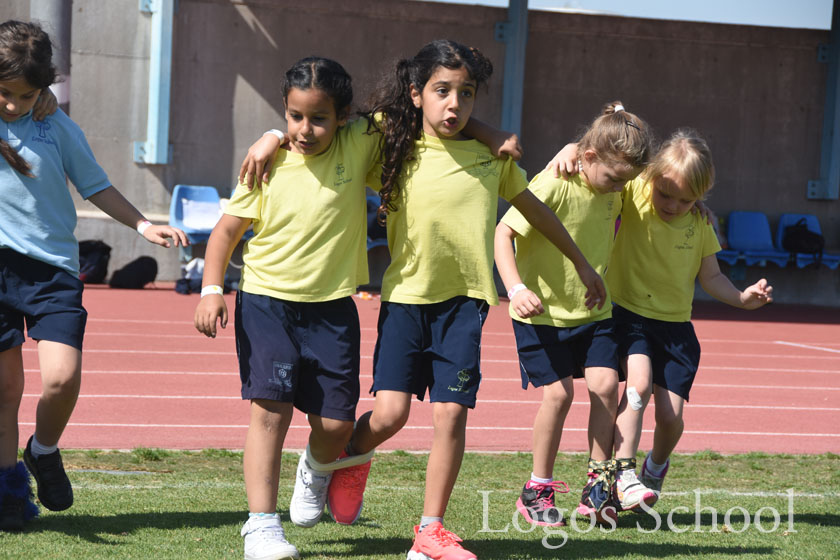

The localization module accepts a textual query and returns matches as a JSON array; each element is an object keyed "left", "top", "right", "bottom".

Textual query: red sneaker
[
  {"left": 326, "top": 452, "right": 371, "bottom": 525},
  {"left": 406, "top": 521, "right": 477, "bottom": 560}
]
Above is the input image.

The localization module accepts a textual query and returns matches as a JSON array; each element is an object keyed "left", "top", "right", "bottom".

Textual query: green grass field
[{"left": 0, "top": 449, "right": 838, "bottom": 559}]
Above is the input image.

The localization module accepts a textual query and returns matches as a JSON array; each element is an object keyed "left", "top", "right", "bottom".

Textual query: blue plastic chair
[
  {"left": 775, "top": 213, "right": 840, "bottom": 270},
  {"left": 716, "top": 249, "right": 741, "bottom": 265},
  {"left": 725, "top": 211, "right": 790, "bottom": 267},
  {"left": 169, "top": 184, "right": 222, "bottom": 244}
]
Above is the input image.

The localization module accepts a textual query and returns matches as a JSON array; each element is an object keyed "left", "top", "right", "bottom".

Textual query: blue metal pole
[
  {"left": 495, "top": 0, "right": 529, "bottom": 136},
  {"left": 808, "top": 3, "right": 839, "bottom": 199},
  {"left": 134, "top": 0, "right": 174, "bottom": 165}
]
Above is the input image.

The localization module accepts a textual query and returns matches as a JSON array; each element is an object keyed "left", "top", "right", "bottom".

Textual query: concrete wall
[{"left": 1, "top": 1, "right": 836, "bottom": 304}]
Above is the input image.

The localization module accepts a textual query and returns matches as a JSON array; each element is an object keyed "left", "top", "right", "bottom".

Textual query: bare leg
[
  {"left": 243, "top": 399, "right": 293, "bottom": 513},
  {"left": 584, "top": 367, "right": 619, "bottom": 462},
  {"left": 531, "top": 377, "right": 574, "bottom": 479},
  {"left": 307, "top": 414, "right": 354, "bottom": 464},
  {"left": 34, "top": 341, "right": 81, "bottom": 447},
  {"left": 349, "top": 390, "right": 412, "bottom": 454},
  {"left": 613, "top": 354, "right": 653, "bottom": 459},
  {"left": 650, "top": 387, "right": 685, "bottom": 464},
  {"left": 0, "top": 346, "right": 24, "bottom": 467},
  {"left": 422, "top": 402, "right": 468, "bottom": 517}
]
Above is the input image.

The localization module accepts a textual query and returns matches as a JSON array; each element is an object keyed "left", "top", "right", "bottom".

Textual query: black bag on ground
[
  {"left": 109, "top": 256, "right": 158, "bottom": 289},
  {"left": 78, "top": 240, "right": 111, "bottom": 284},
  {"left": 781, "top": 218, "right": 824, "bottom": 265}
]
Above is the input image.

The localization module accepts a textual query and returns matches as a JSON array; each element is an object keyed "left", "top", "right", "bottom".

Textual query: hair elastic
[
  {"left": 507, "top": 283, "right": 527, "bottom": 300},
  {"left": 614, "top": 104, "right": 625, "bottom": 113},
  {"left": 200, "top": 285, "right": 224, "bottom": 298}
]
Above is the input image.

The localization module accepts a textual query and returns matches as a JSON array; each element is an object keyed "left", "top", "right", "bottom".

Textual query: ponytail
[
  {"left": 578, "top": 100, "right": 654, "bottom": 169},
  {"left": 0, "top": 139, "right": 34, "bottom": 177}
]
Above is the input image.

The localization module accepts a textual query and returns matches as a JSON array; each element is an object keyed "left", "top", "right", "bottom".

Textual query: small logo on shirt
[
  {"left": 466, "top": 154, "right": 498, "bottom": 178},
  {"left": 334, "top": 163, "right": 351, "bottom": 186},
  {"left": 675, "top": 224, "right": 696, "bottom": 250},
  {"left": 31, "top": 120, "right": 56, "bottom": 145},
  {"left": 448, "top": 369, "right": 473, "bottom": 393}
]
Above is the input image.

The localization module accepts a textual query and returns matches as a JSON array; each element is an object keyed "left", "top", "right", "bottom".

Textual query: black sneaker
[
  {"left": 515, "top": 479, "right": 569, "bottom": 527},
  {"left": 23, "top": 436, "right": 73, "bottom": 511}
]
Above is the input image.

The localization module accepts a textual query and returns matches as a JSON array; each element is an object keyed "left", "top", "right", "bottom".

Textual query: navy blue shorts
[
  {"left": 0, "top": 249, "right": 87, "bottom": 351},
  {"left": 613, "top": 305, "right": 701, "bottom": 401},
  {"left": 235, "top": 291, "right": 361, "bottom": 421},
  {"left": 371, "top": 297, "right": 489, "bottom": 408},
  {"left": 512, "top": 318, "right": 620, "bottom": 389}
]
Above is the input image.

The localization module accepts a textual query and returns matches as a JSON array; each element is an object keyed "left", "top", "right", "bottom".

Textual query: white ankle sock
[
  {"left": 419, "top": 516, "right": 442, "bottom": 531},
  {"left": 530, "top": 473, "right": 552, "bottom": 484},
  {"left": 30, "top": 436, "right": 57, "bottom": 458}
]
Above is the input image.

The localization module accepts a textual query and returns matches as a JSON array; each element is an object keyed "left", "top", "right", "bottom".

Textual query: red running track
[{"left": 17, "top": 286, "right": 840, "bottom": 455}]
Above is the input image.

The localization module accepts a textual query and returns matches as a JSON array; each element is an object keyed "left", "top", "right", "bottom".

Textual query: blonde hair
[
  {"left": 643, "top": 129, "right": 715, "bottom": 199},
  {"left": 577, "top": 100, "right": 654, "bottom": 169}
]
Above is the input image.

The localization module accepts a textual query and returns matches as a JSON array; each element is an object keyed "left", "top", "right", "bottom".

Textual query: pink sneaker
[
  {"left": 326, "top": 451, "right": 371, "bottom": 525},
  {"left": 406, "top": 521, "right": 476, "bottom": 560}
]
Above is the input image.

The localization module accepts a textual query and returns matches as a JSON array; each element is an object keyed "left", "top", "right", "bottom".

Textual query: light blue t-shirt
[{"left": 0, "top": 109, "right": 111, "bottom": 276}]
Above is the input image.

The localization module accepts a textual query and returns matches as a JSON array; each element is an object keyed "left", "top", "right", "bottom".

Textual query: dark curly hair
[
  {"left": 282, "top": 56, "right": 353, "bottom": 118},
  {"left": 0, "top": 20, "right": 57, "bottom": 177},
  {"left": 364, "top": 40, "right": 493, "bottom": 223}
]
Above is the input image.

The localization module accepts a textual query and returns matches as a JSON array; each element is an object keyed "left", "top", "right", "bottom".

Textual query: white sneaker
[
  {"left": 289, "top": 453, "right": 331, "bottom": 528},
  {"left": 241, "top": 514, "right": 299, "bottom": 560},
  {"left": 615, "top": 469, "right": 657, "bottom": 511}
]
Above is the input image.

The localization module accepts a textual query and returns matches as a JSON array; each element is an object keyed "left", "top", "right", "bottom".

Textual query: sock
[
  {"left": 30, "top": 436, "right": 57, "bottom": 458},
  {"left": 249, "top": 512, "right": 279, "bottom": 519},
  {"left": 645, "top": 455, "right": 668, "bottom": 477},
  {"left": 419, "top": 516, "right": 443, "bottom": 532},
  {"left": 530, "top": 473, "right": 552, "bottom": 485}
]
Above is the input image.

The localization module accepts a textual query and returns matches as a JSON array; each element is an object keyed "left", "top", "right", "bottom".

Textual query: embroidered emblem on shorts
[
  {"left": 270, "top": 361, "right": 294, "bottom": 391},
  {"left": 448, "top": 369, "right": 472, "bottom": 393}
]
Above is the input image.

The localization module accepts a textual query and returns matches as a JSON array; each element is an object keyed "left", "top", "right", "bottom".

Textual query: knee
[
  {"left": 40, "top": 366, "right": 81, "bottom": 397},
  {"left": 370, "top": 405, "right": 410, "bottom": 437},
  {"left": 542, "top": 380, "right": 574, "bottom": 412},
  {"left": 0, "top": 375, "right": 23, "bottom": 408},
  {"left": 317, "top": 418, "right": 355, "bottom": 442}
]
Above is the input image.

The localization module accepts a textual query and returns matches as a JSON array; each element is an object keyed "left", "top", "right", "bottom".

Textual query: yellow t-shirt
[
  {"left": 380, "top": 134, "right": 528, "bottom": 305},
  {"left": 606, "top": 177, "right": 721, "bottom": 322},
  {"left": 502, "top": 173, "right": 620, "bottom": 327},
  {"left": 225, "top": 118, "right": 380, "bottom": 302}
]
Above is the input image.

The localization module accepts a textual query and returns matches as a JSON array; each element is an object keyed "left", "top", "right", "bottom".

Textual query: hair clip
[{"left": 625, "top": 120, "right": 641, "bottom": 131}]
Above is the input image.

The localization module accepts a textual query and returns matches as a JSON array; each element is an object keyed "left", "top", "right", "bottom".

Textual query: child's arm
[
  {"left": 86, "top": 186, "right": 188, "bottom": 247},
  {"left": 238, "top": 130, "right": 287, "bottom": 190},
  {"left": 697, "top": 254, "right": 773, "bottom": 309},
  {"left": 194, "top": 214, "right": 252, "bottom": 338},
  {"left": 508, "top": 189, "right": 606, "bottom": 309},
  {"left": 494, "top": 222, "right": 545, "bottom": 318},
  {"left": 545, "top": 143, "right": 579, "bottom": 179},
  {"left": 462, "top": 118, "right": 523, "bottom": 161}
]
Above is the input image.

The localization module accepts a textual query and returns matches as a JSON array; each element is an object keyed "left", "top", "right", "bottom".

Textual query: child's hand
[
  {"left": 238, "top": 133, "right": 285, "bottom": 190},
  {"left": 195, "top": 296, "right": 227, "bottom": 338},
  {"left": 545, "top": 143, "right": 579, "bottom": 179},
  {"left": 493, "top": 133, "right": 523, "bottom": 161},
  {"left": 576, "top": 263, "right": 606, "bottom": 310},
  {"left": 740, "top": 278, "right": 773, "bottom": 310},
  {"left": 511, "top": 289, "right": 544, "bottom": 318},
  {"left": 33, "top": 88, "right": 58, "bottom": 120},
  {"left": 141, "top": 224, "right": 189, "bottom": 248},
  {"left": 691, "top": 200, "right": 714, "bottom": 224}
]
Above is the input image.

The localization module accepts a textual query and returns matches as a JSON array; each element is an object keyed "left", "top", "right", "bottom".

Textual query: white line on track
[
  {"left": 774, "top": 340, "right": 840, "bottom": 354},
  {"left": 22, "top": 393, "right": 838, "bottom": 412},
  {"left": 18, "top": 422, "right": 840, "bottom": 438}
]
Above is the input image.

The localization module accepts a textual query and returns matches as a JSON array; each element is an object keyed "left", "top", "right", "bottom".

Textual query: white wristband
[
  {"left": 200, "top": 285, "right": 224, "bottom": 298},
  {"left": 507, "top": 283, "right": 527, "bottom": 300},
  {"left": 136, "top": 220, "right": 152, "bottom": 236},
  {"left": 264, "top": 129, "right": 285, "bottom": 142}
]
